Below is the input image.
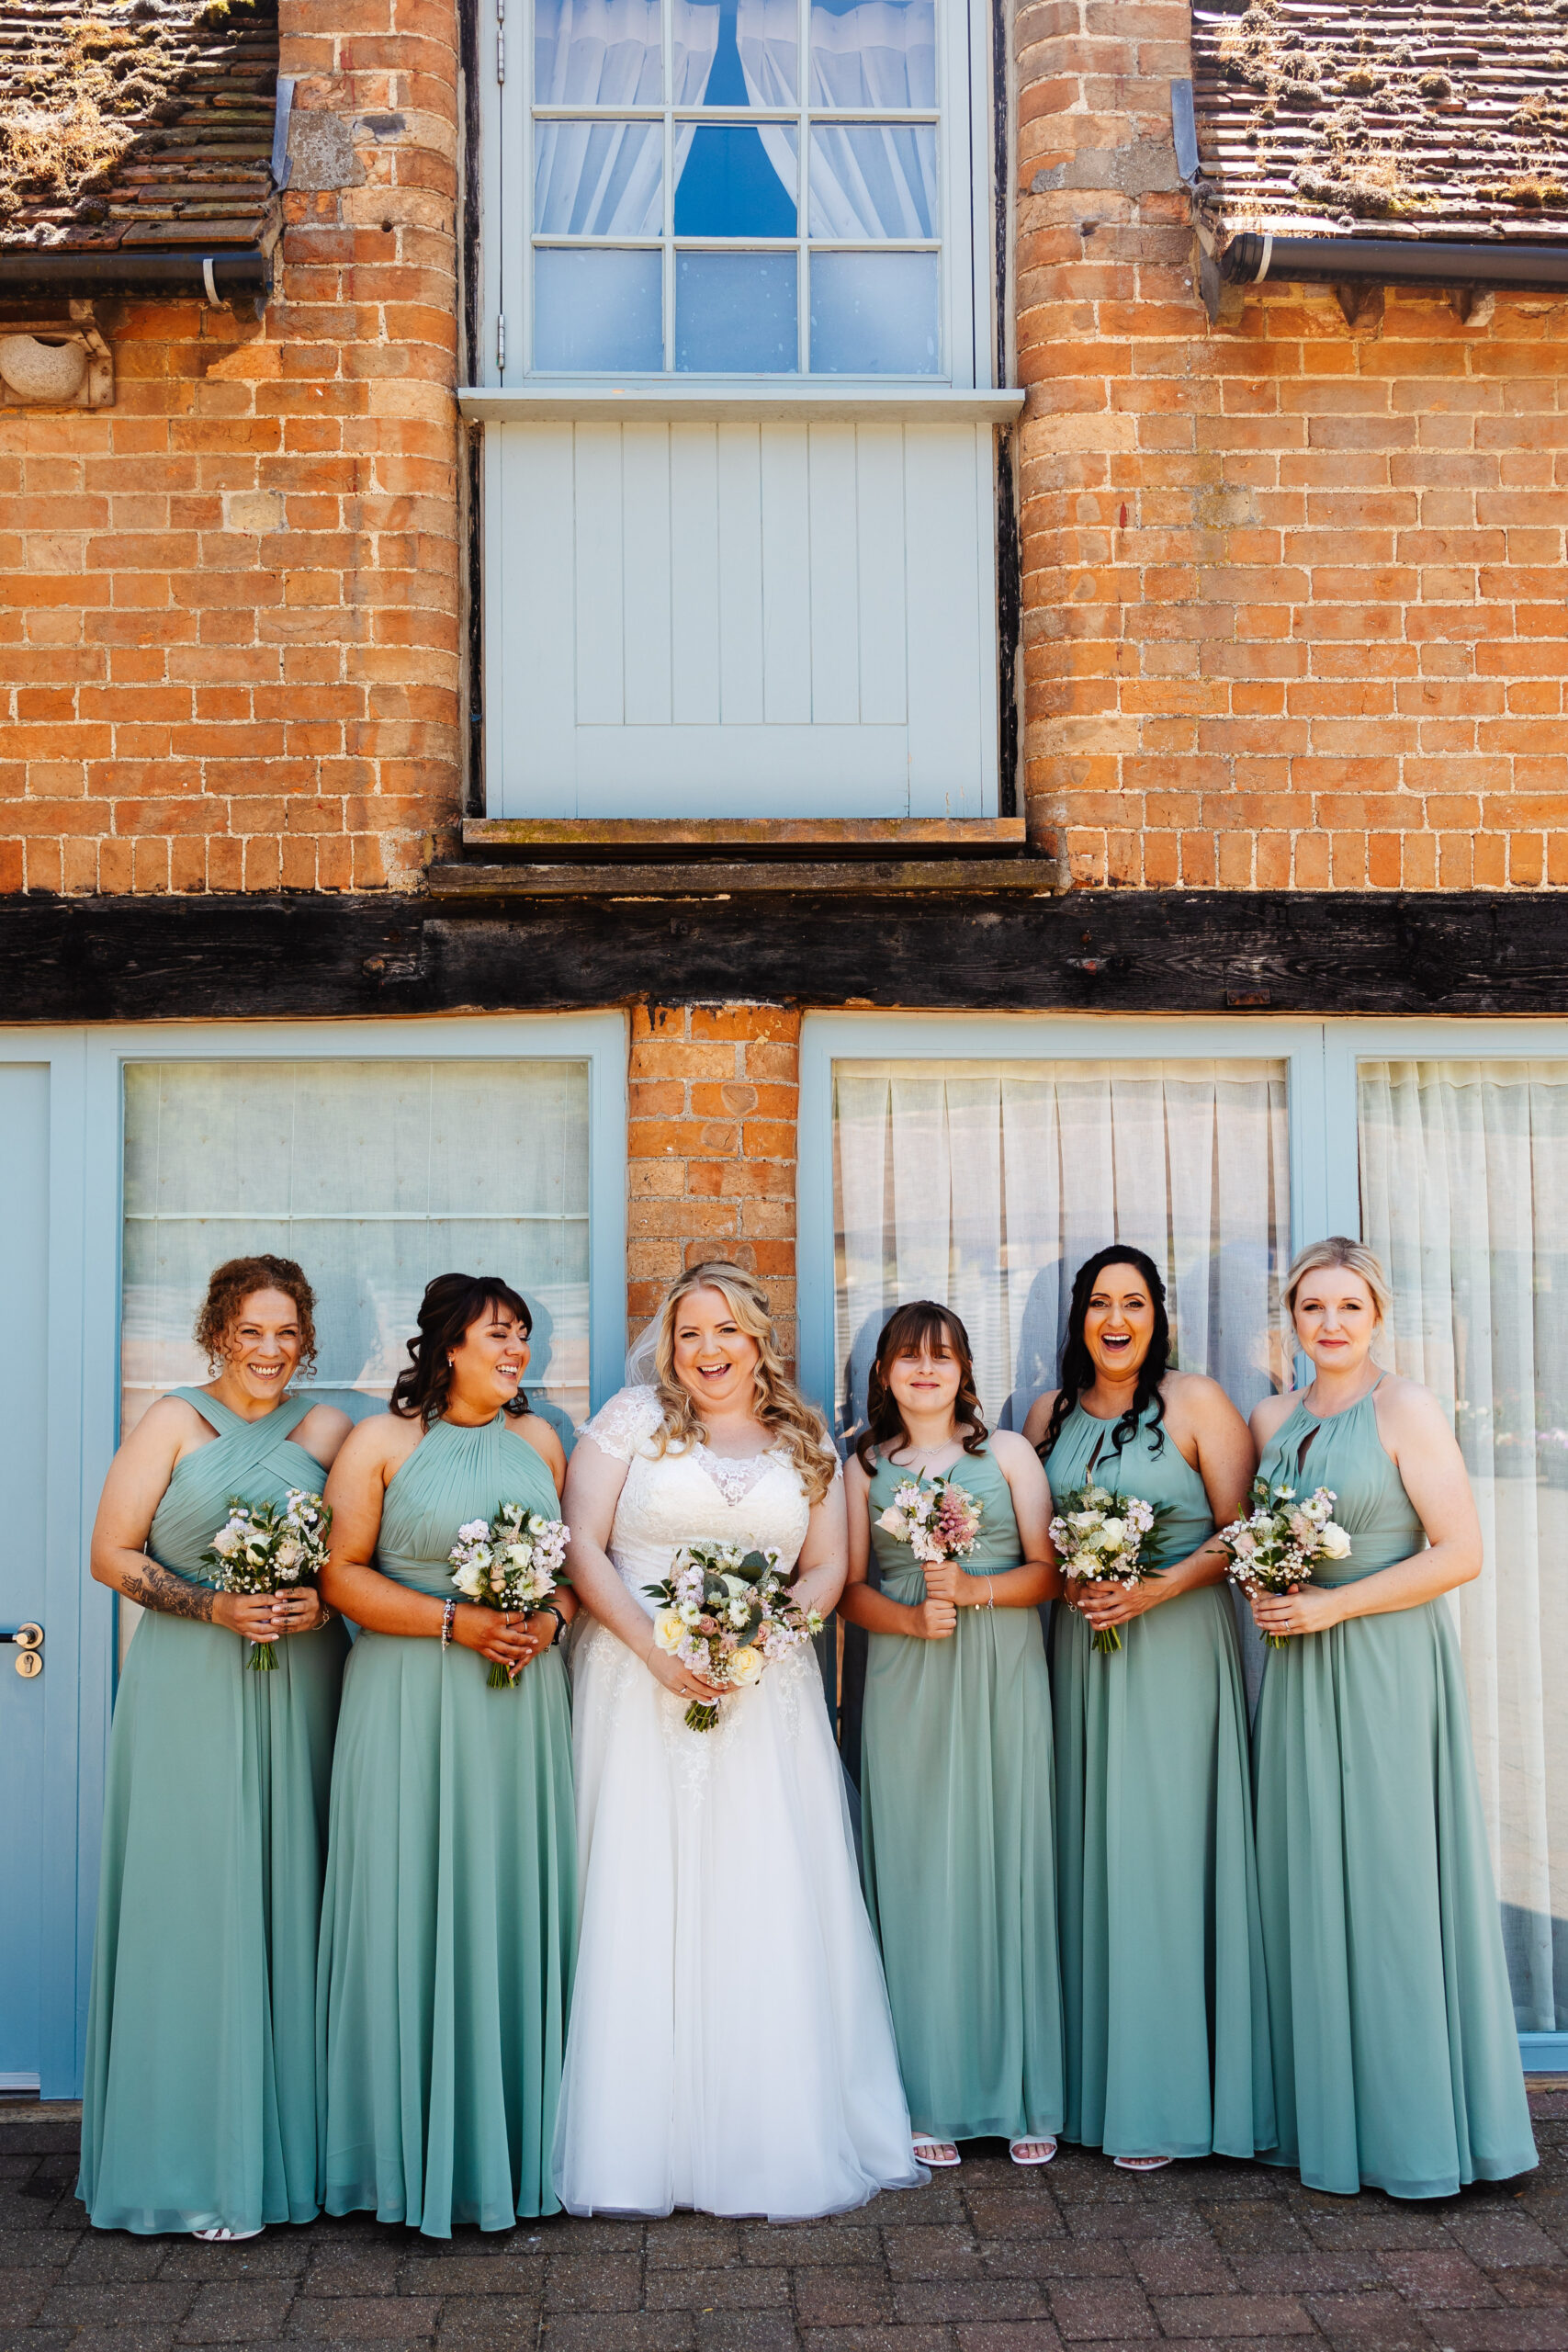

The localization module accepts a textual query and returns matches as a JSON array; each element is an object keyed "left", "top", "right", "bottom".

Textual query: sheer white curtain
[
  {"left": 534, "top": 0, "right": 690, "bottom": 235},
  {"left": 1359, "top": 1058, "right": 1568, "bottom": 2031},
  {"left": 832, "top": 1057, "right": 1292, "bottom": 1437}
]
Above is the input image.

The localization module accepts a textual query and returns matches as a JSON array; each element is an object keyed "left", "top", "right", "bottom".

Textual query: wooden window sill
[{"left": 460, "top": 819, "right": 1028, "bottom": 862}]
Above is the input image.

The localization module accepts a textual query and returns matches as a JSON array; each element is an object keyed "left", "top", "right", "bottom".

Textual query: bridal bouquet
[
  {"left": 875, "top": 1473, "right": 984, "bottom": 1564},
  {"left": 202, "top": 1489, "right": 332, "bottom": 1670},
  {"left": 1048, "top": 1484, "right": 1172, "bottom": 1653},
  {"left": 1218, "top": 1478, "right": 1350, "bottom": 1646},
  {"left": 449, "top": 1502, "right": 571, "bottom": 1688},
  {"left": 646, "top": 1541, "right": 824, "bottom": 1732}
]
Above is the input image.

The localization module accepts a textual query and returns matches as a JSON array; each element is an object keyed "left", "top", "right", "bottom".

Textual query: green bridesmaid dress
[
  {"left": 862, "top": 1446, "right": 1064, "bottom": 2143},
  {"left": 1254, "top": 1382, "right": 1537, "bottom": 2198},
  {"left": 1045, "top": 1402, "right": 1274, "bottom": 2162},
  {"left": 79, "top": 1387, "right": 349, "bottom": 2234},
  {"left": 316, "top": 1412, "right": 575, "bottom": 2236}
]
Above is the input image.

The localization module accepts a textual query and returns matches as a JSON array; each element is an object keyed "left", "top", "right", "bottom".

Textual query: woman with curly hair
[
  {"left": 315, "top": 1272, "right": 577, "bottom": 2237},
  {"left": 80, "top": 1257, "right": 352, "bottom": 2239},
  {"left": 841, "top": 1301, "right": 1063, "bottom": 2173},
  {"left": 1023, "top": 1245, "right": 1272, "bottom": 2174},
  {"left": 554, "top": 1261, "right": 922, "bottom": 2219}
]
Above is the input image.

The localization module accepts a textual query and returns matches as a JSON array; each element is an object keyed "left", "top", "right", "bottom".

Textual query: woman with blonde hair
[
  {"left": 1249, "top": 1237, "right": 1535, "bottom": 2199},
  {"left": 553, "top": 1261, "right": 923, "bottom": 2219}
]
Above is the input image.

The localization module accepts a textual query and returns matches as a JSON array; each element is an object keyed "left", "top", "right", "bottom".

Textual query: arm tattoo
[{"left": 121, "top": 1557, "right": 218, "bottom": 1623}]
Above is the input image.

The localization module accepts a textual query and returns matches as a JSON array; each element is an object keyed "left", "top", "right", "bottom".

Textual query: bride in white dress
[{"left": 553, "top": 1261, "right": 924, "bottom": 2219}]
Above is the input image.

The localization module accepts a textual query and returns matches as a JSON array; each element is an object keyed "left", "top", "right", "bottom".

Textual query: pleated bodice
[
  {"left": 149, "top": 1386, "right": 324, "bottom": 1580},
  {"left": 1258, "top": 1381, "right": 1423, "bottom": 1584},
  {"left": 1044, "top": 1396, "right": 1213, "bottom": 1566},
  {"left": 867, "top": 1443, "right": 1023, "bottom": 1597},
  {"left": 378, "top": 1413, "right": 560, "bottom": 1594}
]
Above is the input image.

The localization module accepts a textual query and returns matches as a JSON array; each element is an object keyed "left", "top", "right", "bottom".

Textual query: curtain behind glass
[
  {"left": 121, "top": 1059, "right": 592, "bottom": 1440},
  {"left": 534, "top": 0, "right": 688, "bottom": 237},
  {"left": 1359, "top": 1057, "right": 1568, "bottom": 2032},
  {"left": 832, "top": 1057, "right": 1292, "bottom": 1437}
]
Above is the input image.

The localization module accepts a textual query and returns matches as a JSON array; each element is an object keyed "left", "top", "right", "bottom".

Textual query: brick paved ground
[{"left": 4, "top": 2090, "right": 1566, "bottom": 2352}]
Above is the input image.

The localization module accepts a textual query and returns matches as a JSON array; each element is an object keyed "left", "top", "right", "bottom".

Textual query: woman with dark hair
[
  {"left": 841, "top": 1302, "right": 1064, "bottom": 2171},
  {"left": 315, "top": 1273, "right": 577, "bottom": 2236},
  {"left": 80, "top": 1257, "right": 352, "bottom": 2238},
  {"left": 1022, "top": 1247, "right": 1272, "bottom": 2172}
]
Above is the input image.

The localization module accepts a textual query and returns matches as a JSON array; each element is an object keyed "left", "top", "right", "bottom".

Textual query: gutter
[
  {"left": 1169, "top": 79, "right": 1568, "bottom": 322},
  {"left": 0, "top": 247, "right": 272, "bottom": 309}
]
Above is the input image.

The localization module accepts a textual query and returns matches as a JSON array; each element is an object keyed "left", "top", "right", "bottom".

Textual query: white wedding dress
[{"left": 552, "top": 1385, "right": 924, "bottom": 2219}]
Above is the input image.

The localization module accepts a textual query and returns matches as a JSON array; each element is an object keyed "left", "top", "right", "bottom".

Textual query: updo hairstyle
[{"left": 391, "top": 1272, "right": 533, "bottom": 1428}]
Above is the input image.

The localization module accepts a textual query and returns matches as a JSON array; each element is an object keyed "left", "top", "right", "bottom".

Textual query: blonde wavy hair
[
  {"left": 1284, "top": 1236, "right": 1394, "bottom": 1332},
  {"left": 647, "top": 1261, "right": 836, "bottom": 1507}
]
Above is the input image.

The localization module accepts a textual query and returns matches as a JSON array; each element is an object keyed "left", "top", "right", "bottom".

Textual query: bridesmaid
[
  {"left": 1023, "top": 1246, "right": 1272, "bottom": 2171},
  {"left": 80, "top": 1257, "right": 351, "bottom": 2238},
  {"left": 316, "top": 1273, "right": 577, "bottom": 2237},
  {"left": 841, "top": 1302, "right": 1064, "bottom": 2170},
  {"left": 1248, "top": 1237, "right": 1536, "bottom": 2199}
]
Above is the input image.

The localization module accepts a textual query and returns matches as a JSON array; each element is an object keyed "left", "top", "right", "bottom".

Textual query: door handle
[{"left": 2, "top": 1624, "right": 42, "bottom": 1679}]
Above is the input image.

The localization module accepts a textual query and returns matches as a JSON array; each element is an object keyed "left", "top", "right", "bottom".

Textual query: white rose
[
  {"left": 728, "top": 1645, "right": 763, "bottom": 1686},
  {"left": 1318, "top": 1522, "right": 1352, "bottom": 1559},
  {"left": 875, "top": 1507, "right": 909, "bottom": 1540},
  {"left": 1100, "top": 1518, "right": 1127, "bottom": 1547},
  {"left": 655, "top": 1610, "right": 684, "bottom": 1653}
]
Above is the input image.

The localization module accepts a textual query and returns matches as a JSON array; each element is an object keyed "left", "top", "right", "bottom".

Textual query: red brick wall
[
  {"left": 1014, "top": 1, "right": 1568, "bottom": 891},
  {"left": 626, "top": 1004, "right": 801, "bottom": 1370},
  {"left": 0, "top": 0, "right": 462, "bottom": 896}
]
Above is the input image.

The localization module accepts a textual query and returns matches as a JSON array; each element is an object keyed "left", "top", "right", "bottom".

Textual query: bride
[{"left": 553, "top": 1261, "right": 924, "bottom": 2219}]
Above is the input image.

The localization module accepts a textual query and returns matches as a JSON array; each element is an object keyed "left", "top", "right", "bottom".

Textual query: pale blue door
[{"left": 0, "top": 1063, "right": 87, "bottom": 2097}]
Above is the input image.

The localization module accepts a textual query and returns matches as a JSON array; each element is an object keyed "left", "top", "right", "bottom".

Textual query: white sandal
[
  {"left": 1010, "top": 2138, "right": 1058, "bottom": 2166},
  {"left": 1112, "top": 2154, "right": 1171, "bottom": 2172},
  {"left": 191, "top": 2225, "right": 265, "bottom": 2241},
  {"left": 912, "top": 2135, "right": 962, "bottom": 2167}
]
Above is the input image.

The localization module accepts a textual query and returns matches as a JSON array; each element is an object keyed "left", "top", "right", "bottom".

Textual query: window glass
[
  {"left": 1359, "top": 1057, "right": 1568, "bottom": 2032},
  {"left": 530, "top": 0, "right": 940, "bottom": 371},
  {"left": 120, "top": 1059, "right": 592, "bottom": 1442},
  {"left": 831, "top": 1057, "right": 1292, "bottom": 1440},
  {"left": 810, "top": 249, "right": 938, "bottom": 371}
]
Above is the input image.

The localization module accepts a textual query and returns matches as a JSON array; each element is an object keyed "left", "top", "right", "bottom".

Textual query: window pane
[
  {"left": 808, "top": 121, "right": 936, "bottom": 239},
  {"left": 535, "top": 246, "right": 663, "bottom": 368},
  {"left": 810, "top": 249, "right": 937, "bottom": 371},
  {"left": 674, "top": 122, "right": 797, "bottom": 235},
  {"left": 675, "top": 249, "right": 797, "bottom": 368},
  {"left": 832, "top": 1057, "right": 1292, "bottom": 1441},
  {"left": 121, "top": 1059, "right": 593, "bottom": 1437},
  {"left": 1359, "top": 1057, "right": 1568, "bottom": 2031},
  {"left": 535, "top": 0, "right": 662, "bottom": 103},
  {"left": 672, "top": 0, "right": 798, "bottom": 106},
  {"left": 809, "top": 0, "right": 935, "bottom": 107},
  {"left": 535, "top": 119, "right": 663, "bottom": 234}
]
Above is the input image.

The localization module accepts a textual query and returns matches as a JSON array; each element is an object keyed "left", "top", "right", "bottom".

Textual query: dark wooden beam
[{"left": 3, "top": 890, "right": 1568, "bottom": 1023}]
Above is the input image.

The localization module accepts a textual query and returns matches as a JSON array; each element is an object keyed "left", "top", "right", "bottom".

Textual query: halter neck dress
[
  {"left": 1044, "top": 1398, "right": 1274, "bottom": 2163},
  {"left": 1253, "top": 1383, "right": 1536, "bottom": 2198},
  {"left": 78, "top": 1386, "right": 349, "bottom": 2236},
  {"left": 316, "top": 1411, "right": 575, "bottom": 2236},
  {"left": 862, "top": 1444, "right": 1064, "bottom": 2145}
]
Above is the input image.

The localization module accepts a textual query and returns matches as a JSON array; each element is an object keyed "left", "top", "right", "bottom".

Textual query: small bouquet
[
  {"left": 448, "top": 1503, "right": 571, "bottom": 1688},
  {"left": 203, "top": 1489, "right": 332, "bottom": 1670},
  {"left": 875, "top": 1473, "right": 984, "bottom": 1564},
  {"left": 1048, "top": 1483, "right": 1172, "bottom": 1653},
  {"left": 645, "top": 1541, "right": 824, "bottom": 1732},
  {"left": 1218, "top": 1478, "right": 1350, "bottom": 1647}
]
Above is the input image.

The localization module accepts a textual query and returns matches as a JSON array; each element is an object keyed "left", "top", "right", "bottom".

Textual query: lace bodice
[{"left": 581, "top": 1385, "right": 834, "bottom": 1616}]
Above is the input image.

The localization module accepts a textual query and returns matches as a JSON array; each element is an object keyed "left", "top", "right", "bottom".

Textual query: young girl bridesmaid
[
  {"left": 841, "top": 1302, "right": 1064, "bottom": 2170},
  {"left": 1248, "top": 1238, "right": 1535, "bottom": 2199},
  {"left": 80, "top": 1258, "right": 351, "bottom": 2238},
  {"left": 316, "top": 1274, "right": 577, "bottom": 2236},
  {"left": 1024, "top": 1245, "right": 1272, "bottom": 2172}
]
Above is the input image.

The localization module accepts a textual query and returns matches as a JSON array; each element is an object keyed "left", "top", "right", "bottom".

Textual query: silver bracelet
[{"left": 440, "top": 1598, "right": 457, "bottom": 1647}]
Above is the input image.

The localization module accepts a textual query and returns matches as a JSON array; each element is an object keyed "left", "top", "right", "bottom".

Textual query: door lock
[{"left": 2, "top": 1624, "right": 42, "bottom": 1679}]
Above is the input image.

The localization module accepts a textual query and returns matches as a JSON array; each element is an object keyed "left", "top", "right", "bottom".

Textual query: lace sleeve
[{"left": 581, "top": 1385, "right": 664, "bottom": 1464}]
